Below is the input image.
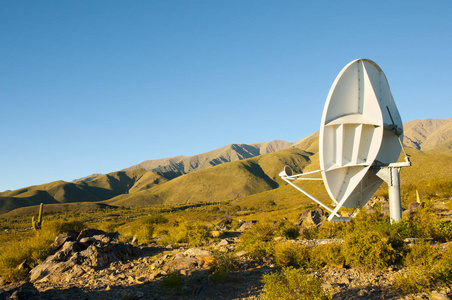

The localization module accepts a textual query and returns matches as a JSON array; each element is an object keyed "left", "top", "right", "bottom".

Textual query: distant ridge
[
  {"left": 72, "top": 173, "right": 103, "bottom": 183},
  {"left": 123, "top": 140, "right": 293, "bottom": 177},
  {"left": 403, "top": 118, "right": 452, "bottom": 152},
  {"left": 2, "top": 119, "right": 451, "bottom": 215}
]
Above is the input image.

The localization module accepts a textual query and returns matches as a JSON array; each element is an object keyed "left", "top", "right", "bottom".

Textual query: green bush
[
  {"left": 402, "top": 209, "right": 452, "bottom": 242},
  {"left": 433, "top": 244, "right": 452, "bottom": 284},
  {"left": 317, "top": 221, "right": 348, "bottom": 239},
  {"left": 404, "top": 240, "right": 440, "bottom": 269},
  {"left": 143, "top": 214, "right": 169, "bottom": 225},
  {"left": 392, "top": 240, "right": 443, "bottom": 294},
  {"left": 393, "top": 268, "right": 435, "bottom": 294},
  {"left": 276, "top": 221, "right": 300, "bottom": 239},
  {"left": 0, "top": 220, "right": 85, "bottom": 282},
  {"left": 310, "top": 243, "right": 345, "bottom": 269},
  {"left": 118, "top": 218, "right": 154, "bottom": 243},
  {"left": 236, "top": 222, "right": 275, "bottom": 260},
  {"left": 261, "top": 266, "right": 331, "bottom": 300},
  {"left": 341, "top": 230, "right": 403, "bottom": 271},
  {"left": 210, "top": 251, "right": 240, "bottom": 282},
  {"left": 274, "top": 242, "right": 310, "bottom": 269},
  {"left": 158, "top": 221, "right": 212, "bottom": 247}
]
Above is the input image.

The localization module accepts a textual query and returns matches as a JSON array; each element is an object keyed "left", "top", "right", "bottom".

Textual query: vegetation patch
[{"left": 261, "top": 266, "right": 331, "bottom": 300}]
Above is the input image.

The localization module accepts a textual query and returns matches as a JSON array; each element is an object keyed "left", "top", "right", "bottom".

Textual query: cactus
[{"left": 32, "top": 203, "right": 44, "bottom": 230}]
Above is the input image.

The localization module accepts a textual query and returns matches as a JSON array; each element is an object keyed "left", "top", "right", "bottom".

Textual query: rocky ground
[{"left": 1, "top": 204, "right": 452, "bottom": 300}]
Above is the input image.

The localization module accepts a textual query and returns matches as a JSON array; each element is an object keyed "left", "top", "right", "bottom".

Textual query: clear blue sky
[{"left": 1, "top": 1, "right": 451, "bottom": 191}]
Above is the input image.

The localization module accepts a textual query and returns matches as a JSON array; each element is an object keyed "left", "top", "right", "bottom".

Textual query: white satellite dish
[{"left": 280, "top": 59, "right": 410, "bottom": 222}]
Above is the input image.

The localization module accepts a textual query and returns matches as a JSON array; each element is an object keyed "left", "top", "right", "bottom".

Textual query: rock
[
  {"left": 184, "top": 248, "right": 212, "bottom": 257},
  {"left": 380, "top": 203, "right": 389, "bottom": 215},
  {"left": 430, "top": 291, "right": 450, "bottom": 300},
  {"left": 76, "top": 228, "right": 108, "bottom": 241},
  {"left": 237, "top": 220, "right": 257, "bottom": 232},
  {"left": 165, "top": 257, "right": 199, "bottom": 271},
  {"left": 50, "top": 232, "right": 77, "bottom": 252},
  {"left": 315, "top": 207, "right": 325, "bottom": 217},
  {"left": 217, "top": 217, "right": 233, "bottom": 227},
  {"left": 404, "top": 238, "right": 434, "bottom": 246},
  {"left": 357, "top": 288, "right": 369, "bottom": 297},
  {"left": 365, "top": 208, "right": 376, "bottom": 214},
  {"left": 218, "top": 239, "right": 229, "bottom": 246},
  {"left": 29, "top": 229, "right": 139, "bottom": 284},
  {"left": 17, "top": 260, "right": 29, "bottom": 271},
  {"left": 338, "top": 276, "right": 350, "bottom": 285},
  {"left": 407, "top": 202, "right": 425, "bottom": 213},
  {"left": 2, "top": 282, "right": 41, "bottom": 300},
  {"left": 300, "top": 210, "right": 322, "bottom": 226},
  {"left": 321, "top": 282, "right": 332, "bottom": 290}
]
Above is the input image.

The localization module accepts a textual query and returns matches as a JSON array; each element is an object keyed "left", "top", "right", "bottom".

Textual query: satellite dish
[{"left": 280, "top": 59, "right": 410, "bottom": 222}]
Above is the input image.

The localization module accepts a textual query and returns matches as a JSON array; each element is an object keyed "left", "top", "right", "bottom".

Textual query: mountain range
[{"left": 1, "top": 118, "right": 451, "bottom": 215}]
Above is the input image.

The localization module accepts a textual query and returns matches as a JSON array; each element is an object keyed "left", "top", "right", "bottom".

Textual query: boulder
[
  {"left": 237, "top": 220, "right": 257, "bottom": 232},
  {"left": 407, "top": 202, "right": 424, "bottom": 213},
  {"left": 300, "top": 210, "right": 322, "bottom": 226},
  {"left": 165, "top": 257, "right": 199, "bottom": 271},
  {"left": 29, "top": 229, "right": 138, "bottom": 284}
]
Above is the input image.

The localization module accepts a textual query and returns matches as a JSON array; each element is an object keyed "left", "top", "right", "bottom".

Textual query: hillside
[
  {"left": 105, "top": 147, "right": 313, "bottom": 207},
  {"left": 0, "top": 169, "right": 166, "bottom": 214},
  {"left": 123, "top": 140, "right": 293, "bottom": 177},
  {"left": 1, "top": 118, "right": 451, "bottom": 216},
  {"left": 403, "top": 118, "right": 452, "bottom": 151}
]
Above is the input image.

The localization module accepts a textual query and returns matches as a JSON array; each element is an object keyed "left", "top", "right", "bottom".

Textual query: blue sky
[{"left": 1, "top": 1, "right": 451, "bottom": 191}]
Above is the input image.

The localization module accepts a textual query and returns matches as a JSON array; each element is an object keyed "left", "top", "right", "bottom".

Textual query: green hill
[
  {"left": 0, "top": 169, "right": 166, "bottom": 214},
  {"left": 1, "top": 118, "right": 451, "bottom": 216},
  {"left": 105, "top": 147, "right": 313, "bottom": 207}
]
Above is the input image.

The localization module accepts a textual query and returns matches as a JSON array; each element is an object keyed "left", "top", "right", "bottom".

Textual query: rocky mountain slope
[
  {"left": 0, "top": 169, "right": 167, "bottom": 214},
  {"left": 123, "top": 140, "right": 293, "bottom": 177},
  {"left": 403, "top": 118, "right": 452, "bottom": 151},
  {"left": 1, "top": 119, "right": 451, "bottom": 215}
]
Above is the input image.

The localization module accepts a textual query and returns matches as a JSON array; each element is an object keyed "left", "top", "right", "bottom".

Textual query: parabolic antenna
[{"left": 280, "top": 59, "right": 410, "bottom": 222}]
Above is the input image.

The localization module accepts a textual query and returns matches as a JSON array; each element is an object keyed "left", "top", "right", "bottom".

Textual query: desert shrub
[
  {"left": 45, "top": 220, "right": 86, "bottom": 233},
  {"left": 210, "top": 251, "right": 240, "bottom": 282},
  {"left": 347, "top": 209, "right": 388, "bottom": 234},
  {"left": 433, "top": 244, "right": 452, "bottom": 284},
  {"left": 159, "top": 272, "right": 185, "bottom": 295},
  {"left": 310, "top": 243, "right": 345, "bottom": 269},
  {"left": 427, "top": 179, "right": 452, "bottom": 198},
  {"left": 402, "top": 209, "right": 452, "bottom": 242},
  {"left": 393, "top": 268, "right": 435, "bottom": 294},
  {"left": 0, "top": 220, "right": 85, "bottom": 282},
  {"left": 236, "top": 222, "right": 275, "bottom": 260},
  {"left": 404, "top": 240, "right": 440, "bottom": 269},
  {"left": 261, "top": 266, "right": 331, "bottom": 300},
  {"left": 230, "top": 219, "right": 241, "bottom": 230},
  {"left": 143, "top": 214, "right": 169, "bottom": 225},
  {"left": 299, "top": 226, "right": 319, "bottom": 239},
  {"left": 159, "top": 221, "right": 212, "bottom": 247},
  {"left": 276, "top": 220, "right": 299, "bottom": 239},
  {"left": 118, "top": 218, "right": 154, "bottom": 243},
  {"left": 392, "top": 240, "right": 441, "bottom": 294},
  {"left": 341, "top": 230, "right": 403, "bottom": 271},
  {"left": 273, "top": 242, "right": 310, "bottom": 269},
  {"left": 183, "top": 222, "right": 212, "bottom": 247},
  {"left": 394, "top": 243, "right": 452, "bottom": 294},
  {"left": 317, "top": 221, "right": 348, "bottom": 239}
]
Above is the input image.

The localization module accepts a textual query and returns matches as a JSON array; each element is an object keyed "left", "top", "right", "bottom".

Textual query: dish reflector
[
  {"left": 280, "top": 58, "right": 410, "bottom": 222},
  {"left": 320, "top": 59, "right": 402, "bottom": 209}
]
